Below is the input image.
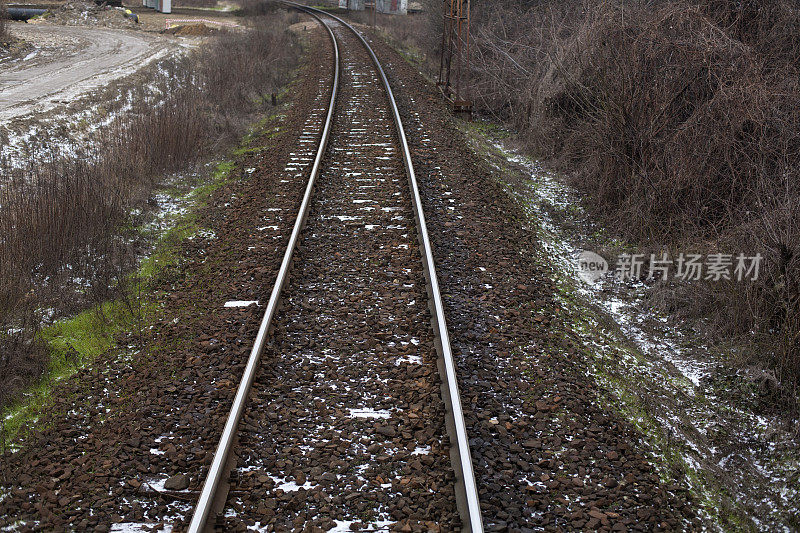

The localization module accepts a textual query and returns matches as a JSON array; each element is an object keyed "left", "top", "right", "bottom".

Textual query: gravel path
[{"left": 0, "top": 23, "right": 171, "bottom": 122}]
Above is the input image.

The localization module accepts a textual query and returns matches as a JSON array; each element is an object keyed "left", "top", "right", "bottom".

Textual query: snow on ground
[
  {"left": 485, "top": 132, "right": 800, "bottom": 530},
  {"left": 0, "top": 24, "right": 189, "bottom": 172}
]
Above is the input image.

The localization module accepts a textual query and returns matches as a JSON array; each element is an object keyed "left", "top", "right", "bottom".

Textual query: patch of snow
[
  {"left": 348, "top": 408, "right": 391, "bottom": 419},
  {"left": 328, "top": 520, "right": 394, "bottom": 532},
  {"left": 110, "top": 524, "right": 172, "bottom": 533},
  {"left": 224, "top": 300, "right": 260, "bottom": 308}
]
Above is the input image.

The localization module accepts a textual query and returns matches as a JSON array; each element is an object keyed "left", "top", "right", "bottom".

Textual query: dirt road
[{"left": 0, "top": 23, "right": 172, "bottom": 122}]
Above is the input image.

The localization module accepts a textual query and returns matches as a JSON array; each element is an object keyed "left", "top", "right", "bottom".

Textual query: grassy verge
[
  {"left": 0, "top": 164, "right": 223, "bottom": 449},
  {"left": 0, "top": 10, "right": 302, "bottom": 409},
  {"left": 0, "top": 78, "right": 295, "bottom": 450}
]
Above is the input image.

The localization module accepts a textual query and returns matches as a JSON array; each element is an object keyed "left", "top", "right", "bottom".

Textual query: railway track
[{"left": 187, "top": 6, "right": 483, "bottom": 531}]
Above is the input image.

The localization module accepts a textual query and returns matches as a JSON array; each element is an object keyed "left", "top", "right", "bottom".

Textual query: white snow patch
[
  {"left": 110, "top": 524, "right": 172, "bottom": 533},
  {"left": 224, "top": 300, "right": 259, "bottom": 308},
  {"left": 328, "top": 520, "right": 394, "bottom": 532},
  {"left": 348, "top": 408, "right": 391, "bottom": 419},
  {"left": 395, "top": 355, "right": 422, "bottom": 365}
]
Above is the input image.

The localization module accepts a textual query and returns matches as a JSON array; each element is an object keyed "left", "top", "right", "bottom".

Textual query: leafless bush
[
  {"left": 0, "top": 15, "right": 300, "bottom": 408},
  {"left": 463, "top": 0, "right": 800, "bottom": 396},
  {"left": 202, "top": 13, "right": 300, "bottom": 121}
]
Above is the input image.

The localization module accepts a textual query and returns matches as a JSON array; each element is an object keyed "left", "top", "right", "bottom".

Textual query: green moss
[
  {"left": 465, "top": 119, "right": 513, "bottom": 139},
  {"left": 1, "top": 123, "right": 280, "bottom": 449},
  {"left": 232, "top": 145, "right": 267, "bottom": 156},
  {"left": 2, "top": 299, "right": 157, "bottom": 446}
]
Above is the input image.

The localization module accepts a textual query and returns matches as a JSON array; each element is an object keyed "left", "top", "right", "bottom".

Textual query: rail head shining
[
  {"left": 290, "top": 5, "right": 484, "bottom": 532},
  {"left": 186, "top": 8, "right": 339, "bottom": 532}
]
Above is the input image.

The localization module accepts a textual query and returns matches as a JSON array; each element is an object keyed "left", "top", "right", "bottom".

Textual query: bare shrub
[
  {"left": 202, "top": 13, "right": 300, "bottom": 118},
  {"left": 0, "top": 15, "right": 300, "bottom": 408},
  {"left": 461, "top": 0, "right": 800, "bottom": 396},
  {"left": 538, "top": 4, "right": 765, "bottom": 238}
]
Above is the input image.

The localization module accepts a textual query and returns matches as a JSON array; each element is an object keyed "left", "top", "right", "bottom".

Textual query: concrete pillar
[
  {"left": 377, "top": 0, "right": 406, "bottom": 14},
  {"left": 159, "top": 0, "right": 171, "bottom": 13}
]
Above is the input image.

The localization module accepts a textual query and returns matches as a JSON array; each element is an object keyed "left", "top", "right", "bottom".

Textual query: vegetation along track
[
  {"left": 188, "top": 5, "right": 482, "bottom": 531},
  {"left": 0, "top": 3, "right": 701, "bottom": 531}
]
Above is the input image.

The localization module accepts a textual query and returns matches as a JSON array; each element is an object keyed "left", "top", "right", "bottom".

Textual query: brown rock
[
  {"left": 376, "top": 425, "right": 396, "bottom": 438},
  {"left": 163, "top": 474, "right": 189, "bottom": 491}
]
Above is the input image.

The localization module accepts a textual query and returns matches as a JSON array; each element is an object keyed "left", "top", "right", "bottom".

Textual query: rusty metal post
[
  {"left": 437, "top": 0, "right": 471, "bottom": 115},
  {"left": 438, "top": 0, "right": 448, "bottom": 88}
]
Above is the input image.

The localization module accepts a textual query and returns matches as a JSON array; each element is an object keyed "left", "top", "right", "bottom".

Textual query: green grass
[
  {"left": 2, "top": 299, "right": 157, "bottom": 447},
  {"left": 1, "top": 155, "right": 241, "bottom": 449},
  {"left": 46, "top": 302, "right": 128, "bottom": 365}
]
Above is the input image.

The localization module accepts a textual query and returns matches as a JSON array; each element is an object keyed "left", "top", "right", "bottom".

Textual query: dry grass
[
  {"left": 0, "top": 13, "right": 300, "bottom": 407},
  {"left": 461, "top": 0, "right": 800, "bottom": 400}
]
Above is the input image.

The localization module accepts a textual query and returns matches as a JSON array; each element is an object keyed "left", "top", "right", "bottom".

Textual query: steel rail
[
  {"left": 286, "top": 5, "right": 484, "bottom": 531},
  {"left": 186, "top": 8, "right": 340, "bottom": 532}
]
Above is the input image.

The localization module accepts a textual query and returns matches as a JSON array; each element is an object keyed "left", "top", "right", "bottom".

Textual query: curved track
[{"left": 188, "top": 6, "right": 482, "bottom": 532}]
